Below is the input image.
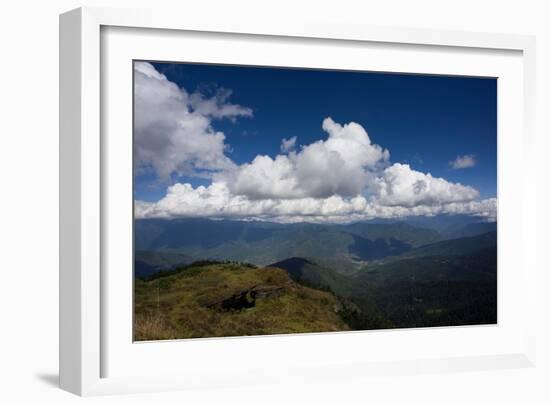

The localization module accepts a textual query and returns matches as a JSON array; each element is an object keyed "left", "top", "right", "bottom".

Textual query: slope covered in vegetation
[{"left": 134, "top": 262, "right": 350, "bottom": 340}]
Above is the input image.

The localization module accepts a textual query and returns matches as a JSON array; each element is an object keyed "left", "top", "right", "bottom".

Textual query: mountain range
[
  {"left": 134, "top": 215, "right": 497, "bottom": 334},
  {"left": 135, "top": 216, "right": 496, "bottom": 275}
]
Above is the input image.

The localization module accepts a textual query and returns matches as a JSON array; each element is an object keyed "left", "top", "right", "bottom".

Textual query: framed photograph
[{"left": 60, "top": 7, "right": 537, "bottom": 396}]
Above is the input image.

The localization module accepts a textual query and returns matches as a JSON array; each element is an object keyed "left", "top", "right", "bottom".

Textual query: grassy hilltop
[{"left": 134, "top": 262, "right": 349, "bottom": 341}]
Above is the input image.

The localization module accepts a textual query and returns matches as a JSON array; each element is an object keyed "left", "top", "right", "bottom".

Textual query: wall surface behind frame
[{"left": 0, "top": 0, "right": 548, "bottom": 402}]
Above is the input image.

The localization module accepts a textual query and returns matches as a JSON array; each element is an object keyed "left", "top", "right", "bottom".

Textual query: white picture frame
[{"left": 59, "top": 6, "right": 537, "bottom": 396}]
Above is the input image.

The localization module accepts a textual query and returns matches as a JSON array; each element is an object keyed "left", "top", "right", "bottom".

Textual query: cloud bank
[
  {"left": 135, "top": 182, "right": 496, "bottom": 223},
  {"left": 134, "top": 63, "right": 496, "bottom": 222}
]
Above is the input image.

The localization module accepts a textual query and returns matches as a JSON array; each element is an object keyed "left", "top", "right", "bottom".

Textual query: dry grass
[{"left": 134, "top": 311, "right": 177, "bottom": 341}]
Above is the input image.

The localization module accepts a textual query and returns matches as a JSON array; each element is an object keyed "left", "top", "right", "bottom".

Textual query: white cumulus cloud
[
  {"left": 220, "top": 117, "right": 390, "bottom": 200},
  {"left": 134, "top": 62, "right": 252, "bottom": 180},
  {"left": 450, "top": 154, "right": 476, "bottom": 169},
  {"left": 373, "top": 163, "right": 479, "bottom": 207}
]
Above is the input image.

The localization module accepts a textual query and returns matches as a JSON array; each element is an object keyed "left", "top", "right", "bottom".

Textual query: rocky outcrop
[{"left": 204, "top": 283, "right": 290, "bottom": 311}]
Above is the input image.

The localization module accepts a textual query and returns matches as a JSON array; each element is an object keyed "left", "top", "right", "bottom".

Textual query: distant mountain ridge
[
  {"left": 444, "top": 222, "right": 497, "bottom": 240},
  {"left": 136, "top": 217, "right": 493, "bottom": 274},
  {"left": 135, "top": 250, "right": 194, "bottom": 279},
  {"left": 394, "top": 230, "right": 496, "bottom": 260},
  {"left": 268, "top": 257, "right": 352, "bottom": 296}
]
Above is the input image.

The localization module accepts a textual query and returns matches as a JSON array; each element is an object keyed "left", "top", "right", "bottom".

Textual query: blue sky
[{"left": 133, "top": 61, "right": 497, "bottom": 222}]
